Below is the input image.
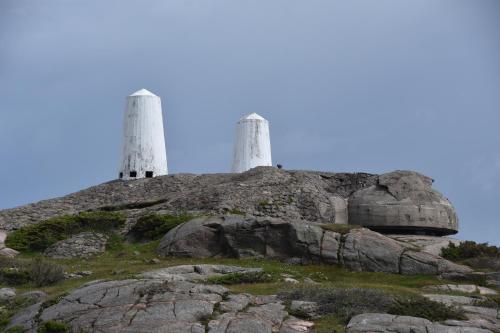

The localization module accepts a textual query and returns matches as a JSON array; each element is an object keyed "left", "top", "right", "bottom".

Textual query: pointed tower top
[
  {"left": 129, "top": 88, "right": 157, "bottom": 97},
  {"left": 239, "top": 113, "right": 266, "bottom": 121}
]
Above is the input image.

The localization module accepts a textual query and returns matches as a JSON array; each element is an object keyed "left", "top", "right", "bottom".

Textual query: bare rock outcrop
[
  {"left": 157, "top": 215, "right": 471, "bottom": 276},
  {"left": 6, "top": 264, "right": 314, "bottom": 333},
  {"left": 346, "top": 313, "right": 493, "bottom": 333},
  {"left": 0, "top": 168, "right": 457, "bottom": 236},
  {"left": 44, "top": 232, "right": 108, "bottom": 259}
]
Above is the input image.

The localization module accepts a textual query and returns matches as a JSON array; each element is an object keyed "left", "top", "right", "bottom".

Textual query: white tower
[
  {"left": 119, "top": 89, "right": 168, "bottom": 180},
  {"left": 231, "top": 113, "right": 272, "bottom": 173}
]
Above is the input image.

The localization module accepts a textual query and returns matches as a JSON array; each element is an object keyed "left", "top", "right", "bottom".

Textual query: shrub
[
  {"left": 0, "top": 268, "right": 31, "bottom": 285},
  {"left": 6, "top": 211, "right": 126, "bottom": 252},
  {"left": 208, "top": 271, "right": 276, "bottom": 285},
  {"left": 389, "top": 295, "right": 466, "bottom": 322},
  {"left": 278, "top": 287, "right": 393, "bottom": 323},
  {"left": 106, "top": 233, "right": 125, "bottom": 251},
  {"left": 441, "top": 241, "right": 500, "bottom": 261},
  {"left": 29, "top": 260, "right": 65, "bottom": 287},
  {"left": 128, "top": 214, "right": 193, "bottom": 241},
  {"left": 0, "top": 258, "right": 64, "bottom": 286},
  {"left": 37, "top": 320, "right": 69, "bottom": 333}
]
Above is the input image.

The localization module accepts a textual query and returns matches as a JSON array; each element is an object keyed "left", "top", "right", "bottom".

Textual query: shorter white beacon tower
[
  {"left": 231, "top": 113, "right": 272, "bottom": 173},
  {"left": 119, "top": 89, "right": 168, "bottom": 180}
]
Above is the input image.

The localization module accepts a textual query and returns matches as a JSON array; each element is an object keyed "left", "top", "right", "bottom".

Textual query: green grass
[
  {"left": 320, "top": 224, "right": 361, "bottom": 235},
  {"left": 37, "top": 320, "right": 70, "bottom": 333},
  {"left": 1, "top": 238, "right": 467, "bottom": 332},
  {"left": 5, "top": 211, "right": 126, "bottom": 252},
  {"left": 207, "top": 271, "right": 276, "bottom": 285},
  {"left": 314, "top": 314, "right": 346, "bottom": 333},
  {"left": 4, "top": 239, "right": 446, "bottom": 302},
  {"left": 228, "top": 209, "right": 246, "bottom": 216}
]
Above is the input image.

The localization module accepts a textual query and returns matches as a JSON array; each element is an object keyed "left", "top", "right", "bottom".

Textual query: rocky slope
[
  {"left": 0, "top": 167, "right": 457, "bottom": 235},
  {"left": 6, "top": 265, "right": 314, "bottom": 333},
  {"left": 2, "top": 167, "right": 495, "bottom": 333}
]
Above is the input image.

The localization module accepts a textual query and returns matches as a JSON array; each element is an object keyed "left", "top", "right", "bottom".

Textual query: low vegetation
[
  {"left": 0, "top": 295, "right": 38, "bottom": 331},
  {"left": 37, "top": 320, "right": 70, "bottom": 333},
  {"left": 321, "top": 224, "right": 361, "bottom": 235},
  {"left": 0, "top": 257, "right": 65, "bottom": 286},
  {"left": 279, "top": 286, "right": 466, "bottom": 324},
  {"left": 5, "top": 211, "right": 126, "bottom": 252},
  {"left": 127, "top": 213, "right": 194, "bottom": 242},
  {"left": 441, "top": 241, "right": 500, "bottom": 261},
  {"left": 462, "top": 256, "right": 500, "bottom": 271},
  {"left": 2, "top": 229, "right": 480, "bottom": 332},
  {"left": 207, "top": 271, "right": 276, "bottom": 285},
  {"left": 279, "top": 287, "right": 393, "bottom": 323},
  {"left": 389, "top": 295, "right": 466, "bottom": 321}
]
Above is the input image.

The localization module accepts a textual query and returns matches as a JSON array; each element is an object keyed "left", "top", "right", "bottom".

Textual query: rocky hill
[
  {"left": 0, "top": 167, "right": 457, "bottom": 235},
  {"left": 0, "top": 168, "right": 498, "bottom": 333}
]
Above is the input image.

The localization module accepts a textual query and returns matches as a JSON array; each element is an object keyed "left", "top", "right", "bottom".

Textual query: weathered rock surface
[
  {"left": 44, "top": 232, "right": 108, "bottom": 259},
  {"left": 388, "top": 234, "right": 462, "bottom": 256},
  {"left": 0, "top": 287, "right": 16, "bottom": 302},
  {"left": 423, "top": 294, "right": 500, "bottom": 332},
  {"left": 0, "top": 167, "right": 376, "bottom": 232},
  {"left": 158, "top": 215, "right": 471, "bottom": 276},
  {"left": 0, "top": 230, "right": 18, "bottom": 258},
  {"left": 19, "top": 291, "right": 48, "bottom": 303},
  {"left": 289, "top": 300, "right": 320, "bottom": 319},
  {"left": 349, "top": 170, "right": 458, "bottom": 235},
  {"left": 423, "top": 294, "right": 487, "bottom": 306},
  {"left": 138, "top": 264, "right": 263, "bottom": 282},
  {"left": 6, "top": 265, "right": 315, "bottom": 333},
  {"left": 424, "top": 285, "right": 498, "bottom": 296},
  {"left": 346, "top": 313, "right": 493, "bottom": 332},
  {"left": 0, "top": 168, "right": 457, "bottom": 236}
]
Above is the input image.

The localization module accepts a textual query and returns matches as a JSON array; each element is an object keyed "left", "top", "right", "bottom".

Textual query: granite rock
[
  {"left": 44, "top": 232, "right": 108, "bottom": 259},
  {"left": 0, "top": 287, "right": 16, "bottom": 302},
  {"left": 346, "top": 313, "right": 493, "bottom": 333},
  {"left": 0, "top": 168, "right": 457, "bottom": 237},
  {"left": 5, "top": 264, "right": 315, "bottom": 333},
  {"left": 158, "top": 215, "right": 471, "bottom": 276}
]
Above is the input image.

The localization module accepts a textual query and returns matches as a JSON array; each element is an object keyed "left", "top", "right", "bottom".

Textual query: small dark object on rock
[{"left": 277, "top": 164, "right": 283, "bottom": 169}]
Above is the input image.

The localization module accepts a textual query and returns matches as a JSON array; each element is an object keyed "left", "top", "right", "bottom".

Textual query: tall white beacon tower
[
  {"left": 231, "top": 113, "right": 272, "bottom": 173},
  {"left": 119, "top": 89, "right": 168, "bottom": 180}
]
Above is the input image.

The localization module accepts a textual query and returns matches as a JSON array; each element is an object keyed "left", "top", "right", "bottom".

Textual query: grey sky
[{"left": 1, "top": 0, "right": 499, "bottom": 244}]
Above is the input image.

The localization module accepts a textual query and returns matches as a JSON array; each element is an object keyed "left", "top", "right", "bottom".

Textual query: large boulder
[
  {"left": 0, "top": 287, "right": 16, "bottom": 302},
  {"left": 158, "top": 215, "right": 471, "bottom": 276},
  {"left": 6, "top": 265, "right": 314, "bottom": 333},
  {"left": 348, "top": 171, "right": 458, "bottom": 236},
  {"left": 44, "top": 232, "right": 108, "bottom": 259},
  {"left": 158, "top": 215, "right": 340, "bottom": 265}
]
